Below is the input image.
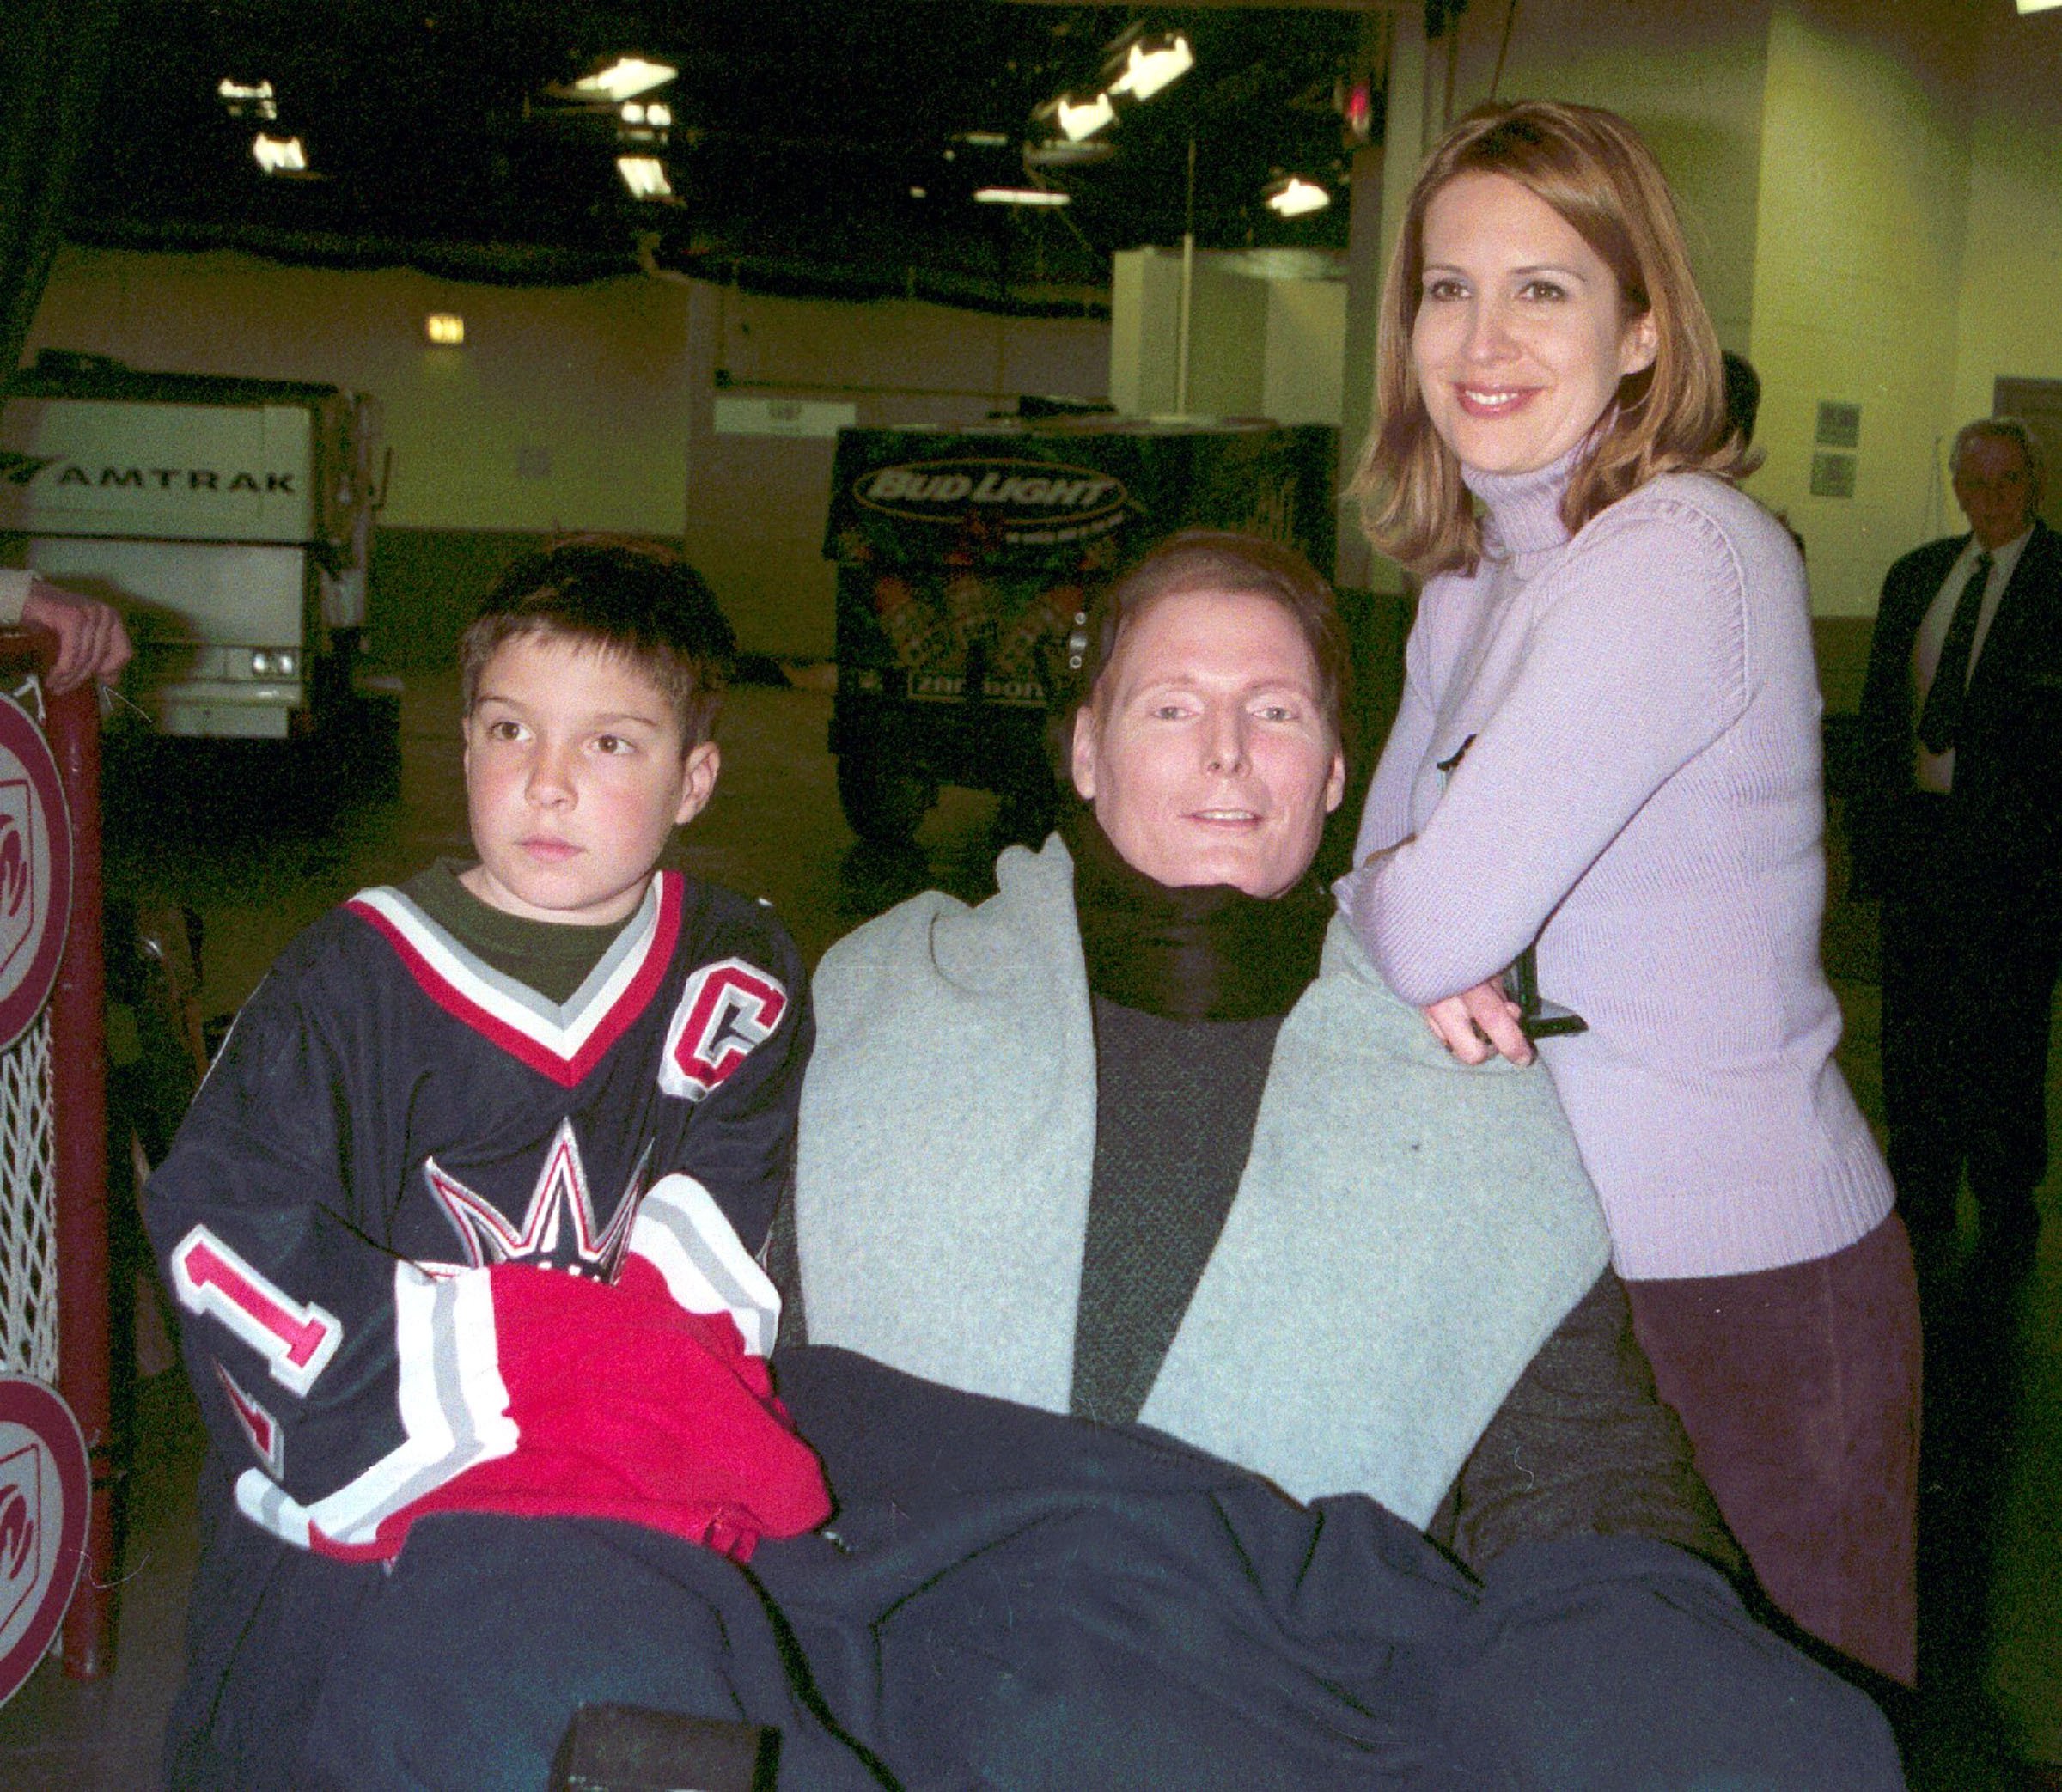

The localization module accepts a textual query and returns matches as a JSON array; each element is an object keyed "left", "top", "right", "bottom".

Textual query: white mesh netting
[
  {"left": 0, "top": 1009, "right": 58, "bottom": 1381},
  {"left": 0, "top": 675, "right": 58, "bottom": 1381}
]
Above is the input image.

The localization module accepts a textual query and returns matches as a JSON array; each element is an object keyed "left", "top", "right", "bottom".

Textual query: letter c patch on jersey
[
  {"left": 659, "top": 958, "right": 788, "bottom": 1101},
  {"left": 169, "top": 1226, "right": 344, "bottom": 1397}
]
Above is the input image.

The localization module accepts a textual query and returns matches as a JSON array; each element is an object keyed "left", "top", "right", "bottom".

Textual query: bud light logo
[{"left": 855, "top": 458, "right": 1129, "bottom": 531}]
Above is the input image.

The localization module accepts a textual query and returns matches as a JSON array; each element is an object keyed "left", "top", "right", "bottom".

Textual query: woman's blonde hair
[{"left": 1351, "top": 100, "right": 1754, "bottom": 576}]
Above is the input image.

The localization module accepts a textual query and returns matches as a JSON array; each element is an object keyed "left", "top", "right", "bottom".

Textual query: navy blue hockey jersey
[{"left": 147, "top": 869, "right": 814, "bottom": 1560}]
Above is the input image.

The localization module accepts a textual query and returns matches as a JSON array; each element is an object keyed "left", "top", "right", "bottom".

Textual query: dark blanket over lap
[{"left": 297, "top": 1347, "right": 1902, "bottom": 1790}]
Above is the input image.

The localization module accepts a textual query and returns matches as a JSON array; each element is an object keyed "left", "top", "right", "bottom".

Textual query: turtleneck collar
[
  {"left": 1461, "top": 441, "right": 1584, "bottom": 559},
  {"left": 1061, "top": 804, "right": 1331, "bottom": 1023}
]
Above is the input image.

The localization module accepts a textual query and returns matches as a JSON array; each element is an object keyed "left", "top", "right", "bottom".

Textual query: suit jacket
[{"left": 1853, "top": 518, "right": 2062, "bottom": 908}]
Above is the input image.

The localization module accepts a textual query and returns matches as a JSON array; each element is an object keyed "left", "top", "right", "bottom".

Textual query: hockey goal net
[{"left": 0, "top": 631, "right": 113, "bottom": 1676}]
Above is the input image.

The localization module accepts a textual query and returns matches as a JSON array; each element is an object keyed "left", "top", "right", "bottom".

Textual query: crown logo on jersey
[{"left": 422, "top": 1120, "right": 650, "bottom": 1280}]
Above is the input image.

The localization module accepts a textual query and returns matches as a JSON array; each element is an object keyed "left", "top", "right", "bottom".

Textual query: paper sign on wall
[{"left": 713, "top": 397, "right": 857, "bottom": 439}]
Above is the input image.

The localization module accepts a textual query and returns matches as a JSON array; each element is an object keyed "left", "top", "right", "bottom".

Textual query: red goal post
[{"left": 0, "top": 626, "right": 112, "bottom": 1679}]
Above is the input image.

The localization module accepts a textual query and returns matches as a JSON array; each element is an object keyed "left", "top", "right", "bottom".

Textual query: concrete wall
[
  {"left": 27, "top": 247, "right": 698, "bottom": 536},
  {"left": 1261, "top": 279, "right": 1349, "bottom": 430},
  {"left": 24, "top": 248, "right": 1109, "bottom": 660},
  {"left": 683, "top": 283, "right": 1108, "bottom": 658},
  {"left": 1435, "top": 0, "right": 1775, "bottom": 357},
  {"left": 1950, "top": 8, "right": 2062, "bottom": 466},
  {"left": 1745, "top": 0, "right": 1977, "bottom": 629}
]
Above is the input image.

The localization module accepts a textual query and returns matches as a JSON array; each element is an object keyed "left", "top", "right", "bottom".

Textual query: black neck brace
[{"left": 1064, "top": 805, "right": 1331, "bottom": 1023}]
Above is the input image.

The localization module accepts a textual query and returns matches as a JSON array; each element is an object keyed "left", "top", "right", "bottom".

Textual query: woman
[{"left": 1340, "top": 101, "right": 1916, "bottom": 1685}]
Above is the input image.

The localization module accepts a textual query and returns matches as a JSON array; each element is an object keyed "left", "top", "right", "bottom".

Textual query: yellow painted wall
[
  {"left": 1745, "top": 0, "right": 1976, "bottom": 621},
  {"left": 24, "top": 250, "right": 1110, "bottom": 656},
  {"left": 1437, "top": 0, "right": 1775, "bottom": 354},
  {"left": 1262, "top": 279, "right": 1349, "bottom": 430},
  {"left": 27, "top": 246, "right": 697, "bottom": 534},
  {"left": 683, "top": 282, "right": 1108, "bottom": 656},
  {"left": 1949, "top": 7, "right": 2062, "bottom": 466}
]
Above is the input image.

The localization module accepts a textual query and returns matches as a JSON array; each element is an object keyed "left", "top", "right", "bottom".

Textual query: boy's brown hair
[{"left": 459, "top": 536, "right": 738, "bottom": 747}]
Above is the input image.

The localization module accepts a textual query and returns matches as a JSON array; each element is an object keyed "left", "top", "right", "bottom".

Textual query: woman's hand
[{"left": 1421, "top": 979, "right": 1534, "bottom": 1066}]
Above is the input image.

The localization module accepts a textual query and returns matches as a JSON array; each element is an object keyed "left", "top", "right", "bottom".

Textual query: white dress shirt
[{"left": 1913, "top": 524, "right": 2035, "bottom": 794}]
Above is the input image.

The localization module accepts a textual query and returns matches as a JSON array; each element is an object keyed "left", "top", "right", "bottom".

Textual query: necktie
[{"left": 1917, "top": 552, "right": 1994, "bottom": 754}]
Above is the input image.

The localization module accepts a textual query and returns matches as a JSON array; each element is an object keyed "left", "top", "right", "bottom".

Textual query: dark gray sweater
[{"left": 1068, "top": 994, "right": 1740, "bottom": 1579}]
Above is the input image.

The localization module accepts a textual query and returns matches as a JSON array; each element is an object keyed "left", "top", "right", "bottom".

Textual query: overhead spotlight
[
  {"left": 616, "top": 155, "right": 674, "bottom": 199},
  {"left": 1054, "top": 93, "right": 1114, "bottom": 142},
  {"left": 974, "top": 186, "right": 1071, "bottom": 207},
  {"left": 217, "top": 78, "right": 277, "bottom": 121},
  {"left": 252, "top": 134, "right": 308, "bottom": 174},
  {"left": 1266, "top": 175, "right": 1331, "bottom": 218},
  {"left": 1108, "top": 34, "right": 1193, "bottom": 102},
  {"left": 569, "top": 56, "right": 677, "bottom": 102}
]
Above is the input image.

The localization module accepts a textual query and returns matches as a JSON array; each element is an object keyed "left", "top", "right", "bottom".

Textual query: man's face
[
  {"left": 1953, "top": 434, "right": 2039, "bottom": 551},
  {"left": 1070, "top": 588, "right": 1345, "bottom": 899}
]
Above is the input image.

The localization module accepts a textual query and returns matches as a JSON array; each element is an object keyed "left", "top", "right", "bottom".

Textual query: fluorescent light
[
  {"left": 1109, "top": 35, "right": 1193, "bottom": 102},
  {"left": 1266, "top": 176, "right": 1330, "bottom": 218},
  {"left": 973, "top": 186, "right": 1071, "bottom": 207},
  {"left": 573, "top": 57, "right": 677, "bottom": 101},
  {"left": 251, "top": 134, "right": 308, "bottom": 174},
  {"left": 1056, "top": 93, "right": 1114, "bottom": 143},
  {"left": 217, "top": 78, "right": 277, "bottom": 120},
  {"left": 424, "top": 314, "right": 465, "bottom": 346},
  {"left": 616, "top": 155, "right": 674, "bottom": 199}
]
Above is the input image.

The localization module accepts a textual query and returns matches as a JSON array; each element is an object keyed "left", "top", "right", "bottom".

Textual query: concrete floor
[{"left": 1, "top": 672, "right": 2058, "bottom": 1786}]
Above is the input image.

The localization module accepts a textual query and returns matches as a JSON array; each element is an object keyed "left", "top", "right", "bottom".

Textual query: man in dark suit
[{"left": 1855, "top": 418, "right": 2062, "bottom": 1275}]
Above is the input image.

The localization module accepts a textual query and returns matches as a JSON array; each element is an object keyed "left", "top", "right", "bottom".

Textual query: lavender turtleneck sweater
[{"left": 1339, "top": 450, "right": 1893, "bottom": 1279}]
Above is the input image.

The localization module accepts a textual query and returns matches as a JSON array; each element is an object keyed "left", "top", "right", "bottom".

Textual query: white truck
[{"left": 0, "top": 351, "right": 387, "bottom": 743}]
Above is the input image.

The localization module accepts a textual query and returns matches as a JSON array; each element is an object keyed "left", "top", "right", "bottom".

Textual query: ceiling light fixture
[
  {"left": 974, "top": 186, "right": 1071, "bottom": 207},
  {"left": 616, "top": 155, "right": 674, "bottom": 199},
  {"left": 1108, "top": 34, "right": 1193, "bottom": 103},
  {"left": 217, "top": 78, "right": 277, "bottom": 121},
  {"left": 251, "top": 134, "right": 308, "bottom": 174},
  {"left": 1265, "top": 175, "right": 1330, "bottom": 218},
  {"left": 571, "top": 57, "right": 677, "bottom": 102},
  {"left": 1055, "top": 93, "right": 1114, "bottom": 142}
]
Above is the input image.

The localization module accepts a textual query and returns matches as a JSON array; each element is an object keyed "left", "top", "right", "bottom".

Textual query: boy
[{"left": 147, "top": 539, "right": 842, "bottom": 1789}]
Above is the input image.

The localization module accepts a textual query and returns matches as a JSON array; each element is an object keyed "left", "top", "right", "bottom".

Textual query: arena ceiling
[{"left": 69, "top": 2, "right": 1380, "bottom": 311}]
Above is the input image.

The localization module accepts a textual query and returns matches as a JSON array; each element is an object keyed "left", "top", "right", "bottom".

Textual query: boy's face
[{"left": 461, "top": 631, "right": 717, "bottom": 926}]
